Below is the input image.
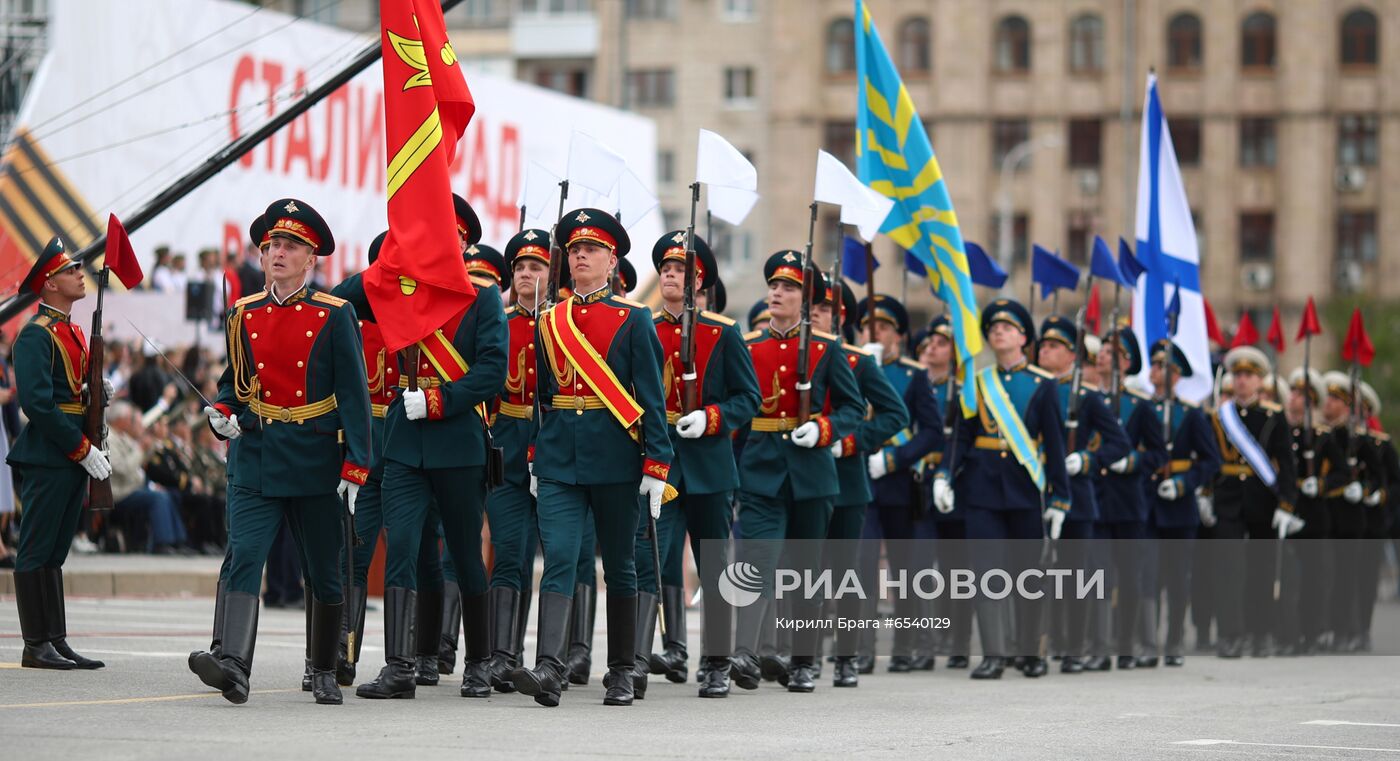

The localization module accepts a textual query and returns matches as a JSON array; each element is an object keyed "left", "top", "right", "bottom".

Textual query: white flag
[
  {"left": 517, "top": 160, "right": 563, "bottom": 222},
  {"left": 696, "top": 128, "right": 757, "bottom": 191},
  {"left": 813, "top": 150, "right": 894, "bottom": 241},
  {"left": 566, "top": 131, "right": 627, "bottom": 196},
  {"left": 707, "top": 186, "right": 759, "bottom": 226},
  {"left": 615, "top": 168, "right": 659, "bottom": 228}
]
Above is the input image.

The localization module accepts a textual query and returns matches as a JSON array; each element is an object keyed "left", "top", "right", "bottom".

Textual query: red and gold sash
[
  {"left": 417, "top": 328, "right": 469, "bottom": 382},
  {"left": 544, "top": 297, "right": 644, "bottom": 434}
]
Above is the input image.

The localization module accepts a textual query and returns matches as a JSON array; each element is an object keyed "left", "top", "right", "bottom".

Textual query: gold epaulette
[
  {"left": 234, "top": 291, "right": 266, "bottom": 308},
  {"left": 898, "top": 357, "right": 924, "bottom": 370},
  {"left": 32, "top": 315, "right": 52, "bottom": 328},
  {"left": 701, "top": 310, "right": 736, "bottom": 326},
  {"left": 469, "top": 275, "right": 497, "bottom": 289},
  {"left": 744, "top": 329, "right": 764, "bottom": 342},
  {"left": 612, "top": 296, "right": 647, "bottom": 309},
  {"left": 1261, "top": 400, "right": 1282, "bottom": 413},
  {"left": 504, "top": 304, "right": 518, "bottom": 316},
  {"left": 652, "top": 310, "right": 663, "bottom": 320},
  {"left": 843, "top": 343, "right": 871, "bottom": 356},
  {"left": 311, "top": 291, "right": 347, "bottom": 307},
  {"left": 1126, "top": 386, "right": 1151, "bottom": 400},
  {"left": 1028, "top": 365, "right": 1055, "bottom": 379},
  {"left": 813, "top": 329, "right": 837, "bottom": 341},
  {"left": 1370, "top": 431, "right": 1391, "bottom": 442}
]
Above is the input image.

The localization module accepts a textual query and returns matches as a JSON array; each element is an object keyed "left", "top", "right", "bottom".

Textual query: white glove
[
  {"left": 1043, "top": 507, "right": 1066, "bottom": 541},
  {"left": 932, "top": 477, "right": 954, "bottom": 514},
  {"left": 791, "top": 421, "right": 821, "bottom": 449},
  {"left": 675, "top": 410, "right": 707, "bottom": 439},
  {"left": 829, "top": 440, "right": 845, "bottom": 458},
  {"left": 79, "top": 446, "right": 111, "bottom": 480},
  {"left": 1196, "top": 493, "right": 1216, "bottom": 528},
  {"left": 639, "top": 474, "right": 666, "bottom": 519},
  {"left": 204, "top": 406, "right": 241, "bottom": 440},
  {"left": 1109, "top": 456, "right": 1131, "bottom": 474},
  {"left": 867, "top": 452, "right": 888, "bottom": 480},
  {"left": 529, "top": 462, "right": 537, "bottom": 498},
  {"left": 1157, "top": 477, "right": 1182, "bottom": 501},
  {"left": 102, "top": 377, "right": 115, "bottom": 400},
  {"left": 1365, "top": 490, "right": 1384, "bottom": 507},
  {"left": 1271, "top": 507, "right": 1304, "bottom": 538},
  {"left": 337, "top": 479, "right": 360, "bottom": 515},
  {"left": 1065, "top": 452, "right": 1085, "bottom": 477},
  {"left": 1300, "top": 476, "right": 1319, "bottom": 498},
  {"left": 403, "top": 388, "right": 428, "bottom": 421},
  {"left": 1344, "top": 481, "right": 1364, "bottom": 504},
  {"left": 862, "top": 342, "right": 883, "bottom": 365}
]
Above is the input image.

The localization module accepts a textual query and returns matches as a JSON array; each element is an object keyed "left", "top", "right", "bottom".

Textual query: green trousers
[
  {"left": 536, "top": 479, "right": 638, "bottom": 597},
  {"left": 15, "top": 464, "right": 86, "bottom": 572},
  {"left": 225, "top": 485, "right": 344, "bottom": 603},
  {"left": 380, "top": 462, "right": 487, "bottom": 595}
]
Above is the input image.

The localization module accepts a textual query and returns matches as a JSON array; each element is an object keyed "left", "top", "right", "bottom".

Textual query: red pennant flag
[
  {"left": 1265, "top": 306, "right": 1285, "bottom": 353},
  {"left": 1296, "top": 296, "right": 1322, "bottom": 342},
  {"left": 1230, "top": 310, "right": 1259, "bottom": 349},
  {"left": 104, "top": 213, "right": 143, "bottom": 289},
  {"left": 1342, "top": 308, "right": 1375, "bottom": 368},
  {"left": 363, "top": 0, "right": 479, "bottom": 353},
  {"left": 1202, "top": 297, "right": 1225, "bottom": 347},
  {"left": 1085, "top": 282, "right": 1101, "bottom": 335}
]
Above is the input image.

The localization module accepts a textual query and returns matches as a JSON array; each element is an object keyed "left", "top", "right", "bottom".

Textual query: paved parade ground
[{"left": 2, "top": 595, "right": 1398, "bottom": 760}]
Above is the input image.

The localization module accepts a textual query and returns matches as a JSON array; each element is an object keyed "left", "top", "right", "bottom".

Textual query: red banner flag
[
  {"left": 1230, "top": 310, "right": 1259, "bottom": 349},
  {"left": 1265, "top": 306, "right": 1285, "bottom": 353},
  {"left": 1202, "top": 297, "right": 1225, "bottom": 347},
  {"left": 1085, "top": 282, "right": 1101, "bottom": 335},
  {"left": 104, "top": 213, "right": 143, "bottom": 289},
  {"left": 1342, "top": 308, "right": 1374, "bottom": 368},
  {"left": 1296, "top": 296, "right": 1322, "bottom": 342},
  {"left": 363, "top": 0, "right": 478, "bottom": 353}
]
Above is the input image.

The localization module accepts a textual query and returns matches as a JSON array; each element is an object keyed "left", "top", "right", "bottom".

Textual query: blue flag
[
  {"left": 905, "top": 249, "right": 926, "bottom": 277},
  {"left": 1031, "top": 244, "right": 1080, "bottom": 299},
  {"left": 1117, "top": 237, "right": 1145, "bottom": 286},
  {"left": 1091, "top": 235, "right": 1129, "bottom": 286},
  {"left": 964, "top": 241, "right": 1007, "bottom": 288},
  {"left": 841, "top": 235, "right": 878, "bottom": 284},
  {"left": 1165, "top": 278, "right": 1182, "bottom": 337}
]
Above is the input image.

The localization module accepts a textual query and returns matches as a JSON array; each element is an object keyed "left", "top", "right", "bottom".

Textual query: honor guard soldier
[
  {"left": 1317, "top": 371, "right": 1381, "bottom": 653},
  {"left": 747, "top": 299, "right": 772, "bottom": 333},
  {"left": 1283, "top": 368, "right": 1331, "bottom": 654},
  {"left": 476, "top": 228, "right": 552, "bottom": 692},
  {"left": 8, "top": 237, "right": 111, "bottom": 671},
  {"left": 729, "top": 251, "right": 864, "bottom": 693},
  {"left": 635, "top": 231, "right": 761, "bottom": 698},
  {"left": 510, "top": 208, "right": 673, "bottom": 708},
  {"left": 931, "top": 299, "right": 1072, "bottom": 680},
  {"left": 1202, "top": 346, "right": 1298, "bottom": 658},
  {"left": 818, "top": 282, "right": 908, "bottom": 687},
  {"left": 193, "top": 199, "right": 372, "bottom": 705},
  {"left": 1355, "top": 381, "right": 1394, "bottom": 652},
  {"left": 1034, "top": 316, "right": 1130, "bottom": 674},
  {"left": 354, "top": 197, "right": 507, "bottom": 700}
]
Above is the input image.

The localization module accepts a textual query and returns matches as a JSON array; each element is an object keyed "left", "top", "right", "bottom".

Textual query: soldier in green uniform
[
  {"left": 509, "top": 208, "right": 673, "bottom": 708},
  {"left": 633, "top": 231, "right": 761, "bottom": 698},
  {"left": 8, "top": 237, "right": 112, "bottom": 670},
  {"left": 192, "top": 199, "right": 372, "bottom": 705}
]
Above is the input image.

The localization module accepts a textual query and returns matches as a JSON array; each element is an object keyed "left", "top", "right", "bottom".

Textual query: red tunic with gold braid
[
  {"left": 655, "top": 308, "right": 725, "bottom": 436},
  {"left": 746, "top": 325, "right": 837, "bottom": 447}
]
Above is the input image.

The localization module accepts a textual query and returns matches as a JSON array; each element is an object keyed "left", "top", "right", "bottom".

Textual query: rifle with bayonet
[
  {"left": 796, "top": 203, "right": 818, "bottom": 424},
  {"left": 680, "top": 182, "right": 701, "bottom": 414},
  {"left": 84, "top": 266, "right": 113, "bottom": 511},
  {"left": 1066, "top": 306, "right": 1087, "bottom": 452}
]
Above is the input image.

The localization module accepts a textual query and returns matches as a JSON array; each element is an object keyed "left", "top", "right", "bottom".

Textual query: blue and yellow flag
[{"left": 855, "top": 0, "right": 981, "bottom": 415}]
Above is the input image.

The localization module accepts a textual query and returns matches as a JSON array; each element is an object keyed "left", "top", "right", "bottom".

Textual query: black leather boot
[
  {"left": 43, "top": 568, "right": 102, "bottom": 669},
  {"left": 414, "top": 586, "right": 442, "bottom": 686},
  {"left": 786, "top": 656, "right": 817, "bottom": 693},
  {"left": 832, "top": 656, "right": 858, "bottom": 687},
  {"left": 486, "top": 587, "right": 521, "bottom": 693},
  {"left": 1060, "top": 655, "right": 1084, "bottom": 674},
  {"left": 1020, "top": 656, "right": 1048, "bottom": 678},
  {"left": 945, "top": 655, "right": 970, "bottom": 669},
  {"left": 605, "top": 593, "right": 638, "bottom": 706},
  {"left": 337, "top": 584, "right": 366, "bottom": 687},
  {"left": 509, "top": 591, "right": 571, "bottom": 707},
  {"left": 1117, "top": 655, "right": 1138, "bottom": 670},
  {"left": 301, "top": 588, "right": 313, "bottom": 691},
  {"left": 631, "top": 592, "right": 657, "bottom": 700},
  {"left": 565, "top": 582, "right": 596, "bottom": 686},
  {"left": 648, "top": 585, "right": 688, "bottom": 684},
  {"left": 515, "top": 586, "right": 532, "bottom": 667},
  {"left": 1082, "top": 655, "right": 1112, "bottom": 671},
  {"left": 190, "top": 591, "right": 258, "bottom": 704},
  {"left": 438, "top": 581, "right": 461, "bottom": 675},
  {"left": 698, "top": 656, "right": 730, "bottom": 698},
  {"left": 970, "top": 656, "right": 1005, "bottom": 680},
  {"left": 309, "top": 598, "right": 343, "bottom": 705},
  {"left": 190, "top": 580, "right": 227, "bottom": 676},
  {"left": 730, "top": 597, "right": 764, "bottom": 690},
  {"left": 15, "top": 570, "right": 73, "bottom": 669},
  {"left": 356, "top": 587, "right": 418, "bottom": 699},
  {"left": 459, "top": 592, "right": 491, "bottom": 697}
]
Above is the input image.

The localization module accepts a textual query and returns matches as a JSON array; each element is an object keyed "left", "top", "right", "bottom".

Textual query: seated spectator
[
  {"left": 186, "top": 423, "right": 228, "bottom": 554},
  {"left": 143, "top": 415, "right": 195, "bottom": 555},
  {"left": 108, "top": 403, "right": 190, "bottom": 554}
]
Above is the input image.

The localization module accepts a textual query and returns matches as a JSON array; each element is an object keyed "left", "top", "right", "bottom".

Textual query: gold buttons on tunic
[
  {"left": 305, "top": 331, "right": 313, "bottom": 338},
  {"left": 257, "top": 362, "right": 265, "bottom": 370},
  {"left": 296, "top": 390, "right": 303, "bottom": 398},
  {"left": 318, "top": 311, "right": 326, "bottom": 318},
  {"left": 297, "top": 361, "right": 304, "bottom": 368},
  {"left": 295, "top": 305, "right": 302, "bottom": 311},
  {"left": 251, "top": 333, "right": 258, "bottom": 339}
]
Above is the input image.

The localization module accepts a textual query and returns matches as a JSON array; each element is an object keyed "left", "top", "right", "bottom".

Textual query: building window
[
  {"left": 826, "top": 17, "right": 856, "bottom": 74},
  {"left": 722, "top": 0, "right": 755, "bottom": 21},
  {"left": 1340, "top": 8, "right": 1379, "bottom": 66},
  {"left": 723, "top": 66, "right": 755, "bottom": 105},
  {"left": 1066, "top": 216, "right": 1092, "bottom": 265},
  {"left": 992, "top": 119, "right": 1030, "bottom": 168},
  {"left": 1338, "top": 114, "right": 1379, "bottom": 166},
  {"left": 824, "top": 121, "right": 857, "bottom": 168},
  {"left": 625, "top": 69, "right": 674, "bottom": 107},
  {"left": 453, "top": 0, "right": 509, "bottom": 25},
  {"left": 625, "top": 0, "right": 675, "bottom": 19},
  {"left": 519, "top": 0, "right": 592, "bottom": 13},
  {"left": 534, "top": 66, "right": 589, "bottom": 98},
  {"left": 1068, "top": 119, "right": 1101, "bottom": 168},
  {"left": 995, "top": 15, "right": 1031, "bottom": 73},
  {"left": 1239, "top": 212, "right": 1274, "bottom": 262},
  {"left": 1240, "top": 11, "right": 1276, "bottom": 69},
  {"left": 1167, "top": 117, "right": 1202, "bottom": 166},
  {"left": 990, "top": 212, "right": 1030, "bottom": 266},
  {"left": 658, "top": 149, "right": 675, "bottom": 184},
  {"left": 1068, "top": 13, "right": 1104, "bottom": 73},
  {"left": 1337, "top": 210, "right": 1378, "bottom": 263},
  {"left": 1239, "top": 118, "right": 1276, "bottom": 167},
  {"left": 1166, "top": 12, "right": 1203, "bottom": 70},
  {"left": 898, "top": 17, "right": 931, "bottom": 74}
]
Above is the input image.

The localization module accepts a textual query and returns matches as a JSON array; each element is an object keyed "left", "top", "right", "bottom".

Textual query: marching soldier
[
  {"left": 354, "top": 196, "right": 506, "bottom": 700},
  {"left": 748, "top": 299, "right": 772, "bottom": 333},
  {"left": 1203, "top": 346, "right": 1299, "bottom": 658},
  {"left": 8, "top": 237, "right": 112, "bottom": 670},
  {"left": 509, "top": 208, "right": 673, "bottom": 708},
  {"left": 1283, "top": 368, "right": 1330, "bottom": 655},
  {"left": 1318, "top": 371, "right": 1381, "bottom": 653},
  {"left": 635, "top": 232, "right": 761, "bottom": 698},
  {"left": 931, "top": 299, "right": 1072, "bottom": 680},
  {"left": 1355, "top": 381, "right": 1395, "bottom": 652},
  {"left": 730, "top": 251, "right": 864, "bottom": 693},
  {"left": 1034, "top": 316, "right": 1130, "bottom": 674},
  {"left": 193, "top": 199, "right": 372, "bottom": 705}
]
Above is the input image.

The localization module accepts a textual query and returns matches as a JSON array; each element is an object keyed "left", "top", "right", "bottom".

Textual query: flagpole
[{"left": 518, "top": 204, "right": 526, "bottom": 233}]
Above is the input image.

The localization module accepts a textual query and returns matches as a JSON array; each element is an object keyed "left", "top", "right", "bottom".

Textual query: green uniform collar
[
  {"left": 36, "top": 302, "right": 69, "bottom": 322},
  {"left": 575, "top": 284, "right": 613, "bottom": 304}
]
